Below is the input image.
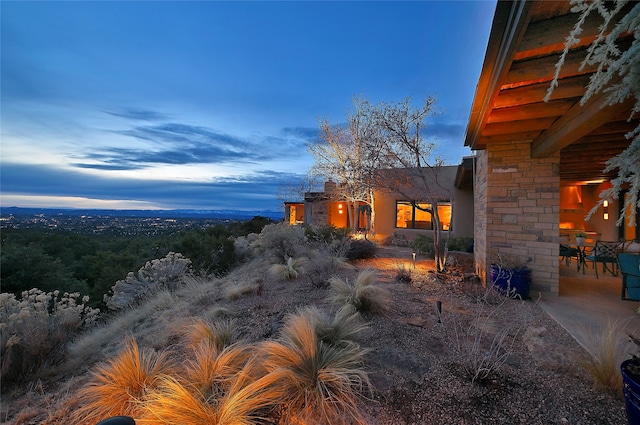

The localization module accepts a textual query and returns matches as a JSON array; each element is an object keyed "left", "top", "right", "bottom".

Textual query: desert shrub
[
  {"left": 395, "top": 261, "right": 412, "bottom": 283},
  {"left": 232, "top": 233, "right": 259, "bottom": 261},
  {"left": 104, "top": 252, "right": 192, "bottom": 310},
  {"left": 0, "top": 289, "right": 99, "bottom": 387},
  {"left": 329, "top": 269, "right": 391, "bottom": 314},
  {"left": 445, "top": 286, "right": 530, "bottom": 384},
  {"left": 250, "top": 223, "right": 306, "bottom": 261},
  {"left": 380, "top": 232, "right": 410, "bottom": 247},
  {"left": 346, "top": 239, "right": 377, "bottom": 260},
  {"left": 269, "top": 257, "right": 307, "bottom": 280},
  {"left": 260, "top": 310, "right": 372, "bottom": 425},
  {"left": 73, "top": 338, "right": 176, "bottom": 424},
  {"left": 305, "top": 224, "right": 348, "bottom": 243},
  {"left": 304, "top": 246, "right": 353, "bottom": 289}
]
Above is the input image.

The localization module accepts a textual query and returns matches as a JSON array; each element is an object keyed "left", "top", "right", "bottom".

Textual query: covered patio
[
  {"left": 540, "top": 261, "right": 639, "bottom": 351},
  {"left": 465, "top": 0, "right": 639, "bottom": 295}
]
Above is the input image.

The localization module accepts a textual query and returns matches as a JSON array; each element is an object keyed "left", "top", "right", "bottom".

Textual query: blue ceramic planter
[
  {"left": 622, "top": 360, "right": 640, "bottom": 425},
  {"left": 489, "top": 264, "right": 531, "bottom": 299}
]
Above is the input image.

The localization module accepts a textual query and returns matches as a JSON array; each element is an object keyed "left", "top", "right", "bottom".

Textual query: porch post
[{"left": 474, "top": 141, "right": 561, "bottom": 294}]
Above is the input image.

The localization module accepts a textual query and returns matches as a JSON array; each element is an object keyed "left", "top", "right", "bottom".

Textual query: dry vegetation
[{"left": 0, "top": 223, "right": 628, "bottom": 424}]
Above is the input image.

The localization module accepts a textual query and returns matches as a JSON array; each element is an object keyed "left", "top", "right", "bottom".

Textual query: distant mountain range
[{"left": 0, "top": 206, "right": 284, "bottom": 221}]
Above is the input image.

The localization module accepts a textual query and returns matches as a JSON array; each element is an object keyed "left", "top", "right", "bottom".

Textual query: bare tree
[
  {"left": 277, "top": 173, "right": 322, "bottom": 204},
  {"left": 363, "top": 97, "right": 452, "bottom": 272},
  {"left": 548, "top": 0, "right": 640, "bottom": 226},
  {"left": 307, "top": 98, "right": 382, "bottom": 236}
]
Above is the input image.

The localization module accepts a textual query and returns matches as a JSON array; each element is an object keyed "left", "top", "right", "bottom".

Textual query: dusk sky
[{"left": 1, "top": 1, "right": 496, "bottom": 212}]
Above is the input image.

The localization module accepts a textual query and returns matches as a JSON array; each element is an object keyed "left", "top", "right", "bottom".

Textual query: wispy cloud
[{"left": 104, "top": 108, "right": 169, "bottom": 122}]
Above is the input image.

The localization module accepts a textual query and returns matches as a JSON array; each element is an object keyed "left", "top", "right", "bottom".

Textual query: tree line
[{"left": 0, "top": 216, "right": 274, "bottom": 309}]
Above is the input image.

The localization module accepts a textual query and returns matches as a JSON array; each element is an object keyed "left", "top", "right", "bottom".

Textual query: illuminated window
[{"left": 395, "top": 201, "right": 451, "bottom": 230}]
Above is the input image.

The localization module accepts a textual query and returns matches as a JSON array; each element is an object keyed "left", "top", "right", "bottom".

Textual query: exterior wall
[
  {"left": 373, "top": 166, "right": 474, "bottom": 242},
  {"left": 474, "top": 141, "right": 561, "bottom": 294}
]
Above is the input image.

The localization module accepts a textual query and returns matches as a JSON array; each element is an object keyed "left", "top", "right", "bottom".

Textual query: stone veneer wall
[{"left": 475, "top": 141, "right": 561, "bottom": 294}]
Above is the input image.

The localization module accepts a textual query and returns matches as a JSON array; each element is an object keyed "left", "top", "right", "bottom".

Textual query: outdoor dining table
[{"left": 572, "top": 242, "right": 594, "bottom": 274}]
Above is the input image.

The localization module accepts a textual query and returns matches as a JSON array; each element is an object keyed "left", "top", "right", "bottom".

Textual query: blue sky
[{"left": 1, "top": 1, "right": 496, "bottom": 212}]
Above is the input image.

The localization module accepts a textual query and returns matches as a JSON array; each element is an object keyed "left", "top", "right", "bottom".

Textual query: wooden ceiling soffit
[
  {"left": 503, "top": 48, "right": 598, "bottom": 87},
  {"left": 478, "top": 130, "right": 544, "bottom": 147},
  {"left": 464, "top": 0, "right": 533, "bottom": 150},
  {"left": 494, "top": 75, "right": 590, "bottom": 108},
  {"left": 589, "top": 119, "right": 639, "bottom": 135},
  {"left": 515, "top": 11, "right": 603, "bottom": 61},
  {"left": 487, "top": 99, "right": 575, "bottom": 123},
  {"left": 482, "top": 117, "right": 557, "bottom": 136},
  {"left": 564, "top": 134, "right": 631, "bottom": 146},
  {"left": 531, "top": 88, "right": 635, "bottom": 158}
]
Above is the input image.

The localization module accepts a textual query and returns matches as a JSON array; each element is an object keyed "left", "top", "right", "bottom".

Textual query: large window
[{"left": 395, "top": 201, "right": 451, "bottom": 230}]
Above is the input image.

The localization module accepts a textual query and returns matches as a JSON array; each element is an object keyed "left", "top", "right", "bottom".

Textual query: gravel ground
[{"left": 2, "top": 247, "right": 627, "bottom": 424}]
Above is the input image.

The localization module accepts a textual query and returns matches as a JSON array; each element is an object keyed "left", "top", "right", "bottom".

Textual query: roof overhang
[{"left": 464, "top": 0, "right": 637, "bottom": 185}]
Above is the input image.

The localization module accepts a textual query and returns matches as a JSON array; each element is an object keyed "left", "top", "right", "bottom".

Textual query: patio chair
[
  {"left": 583, "top": 240, "right": 624, "bottom": 278},
  {"left": 559, "top": 244, "right": 580, "bottom": 268},
  {"left": 618, "top": 253, "right": 640, "bottom": 301}
]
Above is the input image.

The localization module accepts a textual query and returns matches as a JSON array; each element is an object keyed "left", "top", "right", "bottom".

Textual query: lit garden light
[{"left": 412, "top": 252, "right": 416, "bottom": 269}]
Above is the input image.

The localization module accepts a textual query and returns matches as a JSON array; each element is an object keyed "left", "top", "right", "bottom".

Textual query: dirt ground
[{"left": 1, "top": 246, "right": 627, "bottom": 424}]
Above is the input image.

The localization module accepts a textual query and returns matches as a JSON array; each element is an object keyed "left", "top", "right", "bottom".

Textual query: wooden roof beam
[{"left": 531, "top": 88, "right": 634, "bottom": 158}]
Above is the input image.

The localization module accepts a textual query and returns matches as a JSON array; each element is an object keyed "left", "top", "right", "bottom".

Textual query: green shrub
[
  {"left": 0, "top": 289, "right": 99, "bottom": 387},
  {"left": 410, "top": 235, "right": 434, "bottom": 257}
]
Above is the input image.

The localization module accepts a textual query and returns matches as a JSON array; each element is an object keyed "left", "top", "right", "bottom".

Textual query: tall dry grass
[
  {"left": 269, "top": 256, "right": 307, "bottom": 280},
  {"left": 184, "top": 318, "right": 237, "bottom": 351},
  {"left": 295, "top": 305, "right": 368, "bottom": 347},
  {"left": 329, "top": 268, "right": 391, "bottom": 314},
  {"left": 138, "top": 367, "right": 290, "bottom": 425},
  {"left": 578, "top": 320, "right": 627, "bottom": 394},
  {"left": 261, "top": 310, "right": 372, "bottom": 425},
  {"left": 72, "top": 337, "right": 176, "bottom": 424}
]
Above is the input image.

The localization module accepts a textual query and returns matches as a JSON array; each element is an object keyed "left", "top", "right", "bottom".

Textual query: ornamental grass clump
[
  {"left": 578, "top": 320, "right": 627, "bottom": 394},
  {"left": 184, "top": 318, "right": 237, "bottom": 352},
  {"left": 72, "top": 337, "right": 176, "bottom": 424},
  {"left": 0, "top": 289, "right": 99, "bottom": 386},
  {"left": 295, "top": 305, "right": 368, "bottom": 348},
  {"left": 269, "top": 256, "right": 307, "bottom": 280},
  {"left": 260, "top": 310, "right": 372, "bottom": 425},
  {"left": 138, "top": 366, "right": 290, "bottom": 425},
  {"left": 329, "top": 268, "right": 391, "bottom": 314}
]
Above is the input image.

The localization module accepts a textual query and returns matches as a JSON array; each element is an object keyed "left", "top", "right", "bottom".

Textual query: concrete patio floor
[{"left": 537, "top": 261, "right": 640, "bottom": 353}]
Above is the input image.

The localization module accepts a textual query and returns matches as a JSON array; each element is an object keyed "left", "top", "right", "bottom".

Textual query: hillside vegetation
[{"left": 1, "top": 222, "right": 626, "bottom": 424}]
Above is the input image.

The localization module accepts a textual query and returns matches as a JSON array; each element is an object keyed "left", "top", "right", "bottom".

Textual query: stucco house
[
  {"left": 465, "top": 0, "right": 639, "bottom": 294},
  {"left": 284, "top": 158, "right": 475, "bottom": 243}
]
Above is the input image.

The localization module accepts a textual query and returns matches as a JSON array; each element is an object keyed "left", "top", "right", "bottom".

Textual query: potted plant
[
  {"left": 622, "top": 334, "right": 640, "bottom": 424},
  {"left": 488, "top": 252, "right": 532, "bottom": 299},
  {"left": 575, "top": 230, "right": 587, "bottom": 245}
]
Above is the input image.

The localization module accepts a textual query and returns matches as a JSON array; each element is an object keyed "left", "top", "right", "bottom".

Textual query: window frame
[{"left": 395, "top": 200, "right": 452, "bottom": 230}]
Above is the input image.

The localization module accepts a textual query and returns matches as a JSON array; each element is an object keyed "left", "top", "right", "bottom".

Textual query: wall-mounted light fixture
[
  {"left": 338, "top": 203, "right": 343, "bottom": 214},
  {"left": 603, "top": 199, "right": 609, "bottom": 220}
]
